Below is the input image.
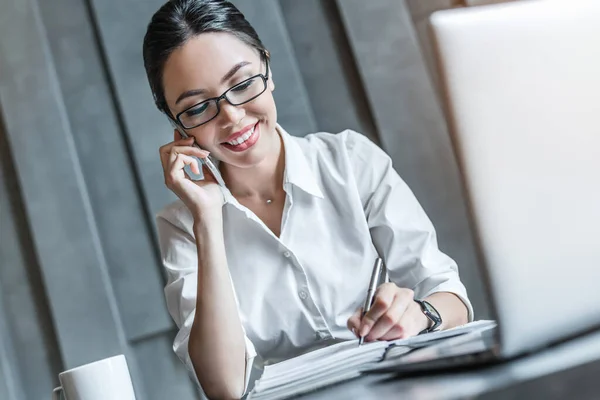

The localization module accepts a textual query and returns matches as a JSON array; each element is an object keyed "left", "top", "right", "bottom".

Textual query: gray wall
[{"left": 0, "top": 0, "right": 488, "bottom": 399}]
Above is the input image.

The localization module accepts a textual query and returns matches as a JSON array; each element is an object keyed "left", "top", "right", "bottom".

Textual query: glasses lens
[
  {"left": 179, "top": 100, "right": 218, "bottom": 129},
  {"left": 226, "top": 76, "right": 267, "bottom": 105}
]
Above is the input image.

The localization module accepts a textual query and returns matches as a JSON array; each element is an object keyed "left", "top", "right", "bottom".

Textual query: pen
[{"left": 358, "top": 258, "right": 384, "bottom": 346}]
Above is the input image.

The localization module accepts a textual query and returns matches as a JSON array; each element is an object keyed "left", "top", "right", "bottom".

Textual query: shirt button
[
  {"left": 299, "top": 290, "right": 308, "bottom": 300},
  {"left": 283, "top": 251, "right": 291, "bottom": 258}
]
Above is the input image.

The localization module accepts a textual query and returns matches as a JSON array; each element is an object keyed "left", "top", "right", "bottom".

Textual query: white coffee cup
[{"left": 52, "top": 354, "right": 136, "bottom": 400}]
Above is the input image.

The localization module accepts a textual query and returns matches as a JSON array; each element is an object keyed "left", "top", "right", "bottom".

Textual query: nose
[{"left": 218, "top": 101, "right": 246, "bottom": 129}]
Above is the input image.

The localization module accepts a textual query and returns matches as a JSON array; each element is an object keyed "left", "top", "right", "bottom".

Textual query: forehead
[{"left": 162, "top": 32, "right": 259, "bottom": 101}]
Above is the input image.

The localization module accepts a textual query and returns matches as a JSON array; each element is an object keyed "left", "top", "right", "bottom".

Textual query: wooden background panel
[
  {"left": 336, "top": 0, "right": 489, "bottom": 317},
  {"left": 37, "top": 0, "right": 172, "bottom": 342}
]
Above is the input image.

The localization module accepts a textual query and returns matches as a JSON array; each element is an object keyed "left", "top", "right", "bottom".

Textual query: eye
[
  {"left": 185, "top": 101, "right": 210, "bottom": 117},
  {"left": 230, "top": 78, "right": 255, "bottom": 93}
]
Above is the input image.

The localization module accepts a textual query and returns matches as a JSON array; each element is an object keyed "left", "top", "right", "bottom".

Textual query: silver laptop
[{"left": 371, "top": 0, "right": 600, "bottom": 372}]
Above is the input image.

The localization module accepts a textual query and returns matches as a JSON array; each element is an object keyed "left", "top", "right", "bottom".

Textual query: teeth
[{"left": 227, "top": 127, "right": 254, "bottom": 146}]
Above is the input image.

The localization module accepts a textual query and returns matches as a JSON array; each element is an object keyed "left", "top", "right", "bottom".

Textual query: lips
[
  {"left": 221, "top": 122, "right": 260, "bottom": 152},
  {"left": 222, "top": 122, "right": 257, "bottom": 144}
]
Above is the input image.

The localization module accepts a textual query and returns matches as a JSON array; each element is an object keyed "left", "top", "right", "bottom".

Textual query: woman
[{"left": 143, "top": 0, "right": 472, "bottom": 398}]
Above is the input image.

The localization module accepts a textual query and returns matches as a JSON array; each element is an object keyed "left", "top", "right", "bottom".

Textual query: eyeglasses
[{"left": 175, "top": 57, "right": 270, "bottom": 129}]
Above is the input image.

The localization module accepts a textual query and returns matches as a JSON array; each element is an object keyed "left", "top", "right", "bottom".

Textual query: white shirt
[{"left": 156, "top": 125, "right": 473, "bottom": 397}]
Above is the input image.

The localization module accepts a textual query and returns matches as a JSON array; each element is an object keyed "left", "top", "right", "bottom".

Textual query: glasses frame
[{"left": 175, "top": 56, "right": 270, "bottom": 129}]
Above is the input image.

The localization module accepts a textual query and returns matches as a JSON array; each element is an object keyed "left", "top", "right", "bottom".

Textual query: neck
[{"left": 220, "top": 130, "right": 285, "bottom": 199}]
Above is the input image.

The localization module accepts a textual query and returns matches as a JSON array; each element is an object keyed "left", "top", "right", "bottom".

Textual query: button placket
[{"left": 287, "top": 250, "right": 332, "bottom": 334}]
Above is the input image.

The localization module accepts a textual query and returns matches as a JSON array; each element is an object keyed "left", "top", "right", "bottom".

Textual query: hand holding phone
[
  {"left": 168, "top": 120, "right": 227, "bottom": 187},
  {"left": 158, "top": 121, "right": 226, "bottom": 216}
]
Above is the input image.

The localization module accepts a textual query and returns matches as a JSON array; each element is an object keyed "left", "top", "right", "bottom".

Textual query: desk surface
[{"left": 296, "top": 329, "right": 600, "bottom": 400}]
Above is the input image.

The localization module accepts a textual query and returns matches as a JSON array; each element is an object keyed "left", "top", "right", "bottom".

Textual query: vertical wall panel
[
  {"left": 0, "top": 0, "right": 129, "bottom": 369},
  {"left": 0, "top": 287, "right": 24, "bottom": 400},
  {"left": 86, "top": 0, "right": 177, "bottom": 219},
  {"left": 406, "top": 0, "right": 464, "bottom": 98},
  {"left": 37, "top": 0, "right": 172, "bottom": 342},
  {"left": 279, "top": 0, "right": 379, "bottom": 142},
  {"left": 336, "top": 0, "right": 489, "bottom": 317},
  {"left": 232, "top": 0, "right": 317, "bottom": 136},
  {"left": 0, "top": 123, "right": 61, "bottom": 400}
]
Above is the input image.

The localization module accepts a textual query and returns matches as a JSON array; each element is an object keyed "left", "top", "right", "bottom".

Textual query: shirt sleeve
[
  {"left": 155, "top": 204, "right": 258, "bottom": 398},
  {"left": 345, "top": 131, "right": 474, "bottom": 321}
]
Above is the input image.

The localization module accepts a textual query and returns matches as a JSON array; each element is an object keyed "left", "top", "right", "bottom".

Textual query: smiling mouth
[
  {"left": 220, "top": 122, "right": 260, "bottom": 152},
  {"left": 224, "top": 124, "right": 256, "bottom": 145}
]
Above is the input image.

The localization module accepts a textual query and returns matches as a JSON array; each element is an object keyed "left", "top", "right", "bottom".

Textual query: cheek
[
  {"left": 245, "top": 92, "right": 277, "bottom": 120},
  {"left": 186, "top": 126, "right": 217, "bottom": 151}
]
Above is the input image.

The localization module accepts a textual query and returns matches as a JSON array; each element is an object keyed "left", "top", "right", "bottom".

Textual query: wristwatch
[{"left": 414, "top": 299, "right": 442, "bottom": 334}]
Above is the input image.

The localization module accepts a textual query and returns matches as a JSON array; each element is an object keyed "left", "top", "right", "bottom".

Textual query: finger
[
  {"left": 379, "top": 325, "right": 405, "bottom": 341},
  {"left": 167, "top": 145, "right": 209, "bottom": 160},
  {"left": 159, "top": 138, "right": 195, "bottom": 167},
  {"left": 359, "top": 283, "right": 396, "bottom": 338},
  {"left": 366, "top": 293, "right": 412, "bottom": 341},
  {"left": 166, "top": 154, "right": 200, "bottom": 187},
  {"left": 380, "top": 315, "right": 415, "bottom": 341},
  {"left": 166, "top": 146, "right": 210, "bottom": 170},
  {"left": 380, "top": 296, "right": 421, "bottom": 341},
  {"left": 347, "top": 307, "right": 363, "bottom": 337},
  {"left": 161, "top": 136, "right": 194, "bottom": 153}
]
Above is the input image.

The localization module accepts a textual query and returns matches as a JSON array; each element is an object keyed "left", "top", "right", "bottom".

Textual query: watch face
[{"left": 423, "top": 301, "right": 441, "bottom": 320}]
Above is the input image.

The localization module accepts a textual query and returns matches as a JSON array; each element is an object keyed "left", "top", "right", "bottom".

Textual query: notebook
[{"left": 246, "top": 320, "right": 495, "bottom": 400}]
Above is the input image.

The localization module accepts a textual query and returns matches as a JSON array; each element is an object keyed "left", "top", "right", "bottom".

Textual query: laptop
[{"left": 368, "top": 0, "right": 600, "bottom": 373}]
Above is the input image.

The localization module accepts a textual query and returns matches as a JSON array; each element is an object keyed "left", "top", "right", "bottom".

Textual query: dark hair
[{"left": 142, "top": 0, "right": 268, "bottom": 116}]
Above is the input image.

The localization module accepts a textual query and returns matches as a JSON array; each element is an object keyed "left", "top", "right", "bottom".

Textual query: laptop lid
[{"left": 430, "top": 0, "right": 600, "bottom": 358}]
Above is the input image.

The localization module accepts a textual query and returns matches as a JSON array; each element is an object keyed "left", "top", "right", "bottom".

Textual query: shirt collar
[{"left": 277, "top": 124, "right": 324, "bottom": 199}]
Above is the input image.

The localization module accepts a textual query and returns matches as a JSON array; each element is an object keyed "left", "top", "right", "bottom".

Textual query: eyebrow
[{"left": 175, "top": 61, "right": 252, "bottom": 105}]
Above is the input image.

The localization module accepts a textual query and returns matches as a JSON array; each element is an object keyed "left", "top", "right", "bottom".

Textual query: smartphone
[{"left": 168, "top": 119, "right": 226, "bottom": 187}]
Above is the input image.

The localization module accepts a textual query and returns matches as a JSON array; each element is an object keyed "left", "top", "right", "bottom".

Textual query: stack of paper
[
  {"left": 246, "top": 320, "right": 496, "bottom": 400},
  {"left": 246, "top": 340, "right": 389, "bottom": 400}
]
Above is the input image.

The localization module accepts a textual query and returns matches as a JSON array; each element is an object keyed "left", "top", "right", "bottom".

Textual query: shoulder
[
  {"left": 292, "top": 129, "right": 386, "bottom": 165},
  {"left": 295, "top": 129, "right": 393, "bottom": 177}
]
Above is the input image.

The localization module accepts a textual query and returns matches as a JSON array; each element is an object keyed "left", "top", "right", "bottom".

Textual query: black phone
[{"left": 168, "top": 119, "right": 226, "bottom": 187}]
